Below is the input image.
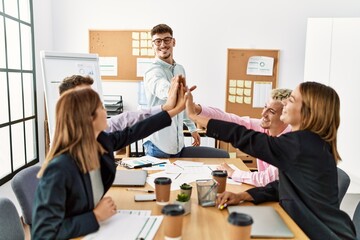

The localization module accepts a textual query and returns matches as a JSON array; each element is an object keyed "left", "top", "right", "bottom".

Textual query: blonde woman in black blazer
[
  {"left": 32, "top": 81, "right": 187, "bottom": 239},
  {"left": 187, "top": 82, "right": 356, "bottom": 240}
]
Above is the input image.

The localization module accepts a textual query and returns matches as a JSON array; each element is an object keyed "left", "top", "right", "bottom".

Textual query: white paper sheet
[
  {"left": 83, "top": 214, "right": 163, "bottom": 240},
  {"left": 246, "top": 56, "right": 274, "bottom": 76}
]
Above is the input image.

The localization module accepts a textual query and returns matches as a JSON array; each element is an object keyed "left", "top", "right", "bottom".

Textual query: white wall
[
  {"left": 33, "top": 0, "right": 53, "bottom": 162},
  {"left": 304, "top": 18, "right": 360, "bottom": 193},
  {"left": 33, "top": 0, "right": 360, "bottom": 162}
]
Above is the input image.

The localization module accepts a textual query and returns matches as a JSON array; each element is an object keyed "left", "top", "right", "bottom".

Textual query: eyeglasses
[{"left": 152, "top": 37, "right": 173, "bottom": 46}]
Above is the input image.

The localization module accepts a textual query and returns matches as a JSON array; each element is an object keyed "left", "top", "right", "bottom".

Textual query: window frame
[{"left": 0, "top": 0, "right": 38, "bottom": 185}]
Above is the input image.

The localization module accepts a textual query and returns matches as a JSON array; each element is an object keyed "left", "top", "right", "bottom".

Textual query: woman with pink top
[{"left": 193, "top": 88, "right": 291, "bottom": 187}]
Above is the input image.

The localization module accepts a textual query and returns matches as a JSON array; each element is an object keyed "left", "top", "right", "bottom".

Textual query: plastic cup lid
[
  {"left": 212, "top": 170, "right": 228, "bottom": 177},
  {"left": 154, "top": 177, "right": 172, "bottom": 185},
  {"left": 161, "top": 204, "right": 185, "bottom": 216},
  {"left": 228, "top": 212, "right": 253, "bottom": 226}
]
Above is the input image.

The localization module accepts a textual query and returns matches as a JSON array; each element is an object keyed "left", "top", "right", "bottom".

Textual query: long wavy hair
[
  {"left": 38, "top": 88, "right": 105, "bottom": 177},
  {"left": 299, "top": 82, "right": 341, "bottom": 162}
]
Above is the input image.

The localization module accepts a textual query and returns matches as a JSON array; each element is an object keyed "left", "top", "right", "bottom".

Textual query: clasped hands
[{"left": 163, "top": 75, "right": 200, "bottom": 146}]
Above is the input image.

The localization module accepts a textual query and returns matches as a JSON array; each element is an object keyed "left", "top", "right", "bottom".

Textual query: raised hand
[
  {"left": 162, "top": 75, "right": 181, "bottom": 111},
  {"left": 217, "top": 163, "right": 235, "bottom": 177},
  {"left": 185, "top": 90, "right": 197, "bottom": 120}
]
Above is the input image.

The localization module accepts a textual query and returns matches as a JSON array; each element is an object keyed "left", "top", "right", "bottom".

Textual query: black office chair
[
  {"left": 180, "top": 146, "right": 230, "bottom": 158},
  {"left": 337, "top": 167, "right": 351, "bottom": 204},
  {"left": 353, "top": 201, "right": 360, "bottom": 240},
  {"left": 0, "top": 198, "right": 25, "bottom": 240},
  {"left": 11, "top": 165, "right": 41, "bottom": 226}
]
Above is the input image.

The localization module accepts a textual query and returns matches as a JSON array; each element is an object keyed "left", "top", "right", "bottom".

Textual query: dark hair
[
  {"left": 58, "top": 75, "right": 94, "bottom": 95},
  {"left": 151, "top": 24, "right": 173, "bottom": 37}
]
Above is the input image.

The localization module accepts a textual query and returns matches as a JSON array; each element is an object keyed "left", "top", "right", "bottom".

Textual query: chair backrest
[
  {"left": 353, "top": 201, "right": 360, "bottom": 240},
  {"left": 0, "top": 198, "right": 25, "bottom": 240},
  {"left": 11, "top": 165, "right": 41, "bottom": 225},
  {"left": 337, "top": 167, "right": 350, "bottom": 204},
  {"left": 180, "top": 146, "right": 230, "bottom": 158}
]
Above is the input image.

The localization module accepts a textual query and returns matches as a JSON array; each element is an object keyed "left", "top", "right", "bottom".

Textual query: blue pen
[{"left": 133, "top": 162, "right": 167, "bottom": 169}]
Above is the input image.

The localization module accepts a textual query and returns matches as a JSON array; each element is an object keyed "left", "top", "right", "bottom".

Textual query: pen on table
[
  {"left": 175, "top": 173, "right": 181, "bottom": 179},
  {"left": 133, "top": 162, "right": 167, "bottom": 169},
  {"left": 173, "top": 162, "right": 184, "bottom": 170},
  {"left": 127, "top": 188, "right": 155, "bottom": 193}
]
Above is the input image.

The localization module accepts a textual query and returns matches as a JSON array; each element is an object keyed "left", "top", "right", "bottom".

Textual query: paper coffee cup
[
  {"left": 212, "top": 170, "right": 228, "bottom": 193},
  {"left": 162, "top": 204, "right": 185, "bottom": 240},
  {"left": 227, "top": 212, "right": 253, "bottom": 240},
  {"left": 154, "top": 177, "right": 172, "bottom": 205}
]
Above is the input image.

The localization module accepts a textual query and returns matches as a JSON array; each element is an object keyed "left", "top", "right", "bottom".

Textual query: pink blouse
[{"left": 200, "top": 106, "right": 291, "bottom": 187}]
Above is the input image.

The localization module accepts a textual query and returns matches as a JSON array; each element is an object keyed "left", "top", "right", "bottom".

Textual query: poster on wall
[{"left": 246, "top": 56, "right": 274, "bottom": 76}]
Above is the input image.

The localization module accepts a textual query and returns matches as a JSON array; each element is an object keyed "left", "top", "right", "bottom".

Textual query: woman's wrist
[{"left": 239, "top": 192, "right": 254, "bottom": 202}]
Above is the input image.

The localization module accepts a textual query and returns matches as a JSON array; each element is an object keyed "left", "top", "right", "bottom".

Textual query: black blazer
[
  {"left": 32, "top": 111, "right": 172, "bottom": 240},
  {"left": 206, "top": 119, "right": 356, "bottom": 240}
]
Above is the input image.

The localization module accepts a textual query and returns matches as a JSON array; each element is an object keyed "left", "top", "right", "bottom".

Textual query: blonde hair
[
  {"left": 299, "top": 82, "right": 341, "bottom": 162},
  {"left": 38, "top": 88, "right": 105, "bottom": 177},
  {"left": 271, "top": 88, "right": 292, "bottom": 101}
]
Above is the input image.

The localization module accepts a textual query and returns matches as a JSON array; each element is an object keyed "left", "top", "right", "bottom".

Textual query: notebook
[
  {"left": 112, "top": 170, "right": 148, "bottom": 187},
  {"left": 227, "top": 206, "right": 294, "bottom": 238}
]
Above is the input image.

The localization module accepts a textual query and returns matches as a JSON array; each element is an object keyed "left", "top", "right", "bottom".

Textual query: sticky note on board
[
  {"left": 229, "top": 87, "right": 236, "bottom": 95},
  {"left": 236, "top": 88, "right": 244, "bottom": 95},
  {"left": 147, "top": 40, "right": 152, "bottom": 47},
  {"left": 229, "top": 80, "right": 237, "bottom": 87},
  {"left": 228, "top": 95, "right": 236, "bottom": 103},
  {"left": 132, "top": 48, "right": 140, "bottom": 56},
  {"left": 132, "top": 32, "right": 140, "bottom": 40},
  {"left": 141, "top": 40, "right": 147, "bottom": 47},
  {"left": 244, "top": 89, "right": 251, "bottom": 96},
  {"left": 245, "top": 80, "right": 252, "bottom": 88},
  {"left": 140, "top": 49, "right": 148, "bottom": 56},
  {"left": 140, "top": 32, "right": 148, "bottom": 39},
  {"left": 132, "top": 40, "right": 140, "bottom": 47},
  {"left": 236, "top": 96, "right": 243, "bottom": 103},
  {"left": 244, "top": 97, "right": 251, "bottom": 104}
]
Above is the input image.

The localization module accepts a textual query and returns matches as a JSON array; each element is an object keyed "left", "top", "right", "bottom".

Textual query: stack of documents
[{"left": 121, "top": 156, "right": 170, "bottom": 170}]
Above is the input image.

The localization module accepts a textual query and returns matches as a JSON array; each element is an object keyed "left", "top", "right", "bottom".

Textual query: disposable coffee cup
[
  {"left": 162, "top": 204, "right": 185, "bottom": 240},
  {"left": 227, "top": 212, "right": 253, "bottom": 240},
  {"left": 154, "top": 177, "right": 172, "bottom": 205},
  {"left": 212, "top": 170, "right": 228, "bottom": 193}
]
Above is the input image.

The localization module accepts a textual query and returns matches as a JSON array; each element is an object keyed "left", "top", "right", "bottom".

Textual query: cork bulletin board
[
  {"left": 226, "top": 49, "right": 279, "bottom": 118},
  {"left": 89, "top": 30, "right": 155, "bottom": 81}
]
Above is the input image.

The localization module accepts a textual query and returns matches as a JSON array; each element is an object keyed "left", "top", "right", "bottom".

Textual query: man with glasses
[{"left": 143, "top": 24, "right": 201, "bottom": 158}]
